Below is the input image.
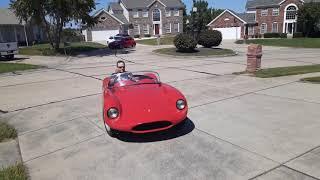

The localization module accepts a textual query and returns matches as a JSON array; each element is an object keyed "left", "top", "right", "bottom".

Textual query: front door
[
  {"left": 287, "top": 23, "right": 293, "bottom": 34},
  {"left": 154, "top": 24, "right": 160, "bottom": 35}
]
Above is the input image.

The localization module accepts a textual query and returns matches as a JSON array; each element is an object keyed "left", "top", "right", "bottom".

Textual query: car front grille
[{"left": 132, "top": 121, "right": 172, "bottom": 131}]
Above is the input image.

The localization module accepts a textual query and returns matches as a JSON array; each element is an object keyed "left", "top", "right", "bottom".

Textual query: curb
[{"left": 152, "top": 50, "right": 238, "bottom": 59}]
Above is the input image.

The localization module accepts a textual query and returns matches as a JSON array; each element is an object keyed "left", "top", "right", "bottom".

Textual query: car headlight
[
  {"left": 107, "top": 108, "right": 119, "bottom": 119},
  {"left": 176, "top": 99, "right": 186, "bottom": 110}
]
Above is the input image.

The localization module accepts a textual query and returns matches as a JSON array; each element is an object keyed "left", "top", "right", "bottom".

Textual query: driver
[{"left": 114, "top": 60, "right": 126, "bottom": 74}]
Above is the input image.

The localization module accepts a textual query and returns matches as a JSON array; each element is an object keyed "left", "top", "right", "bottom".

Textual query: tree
[
  {"left": 10, "top": 0, "right": 96, "bottom": 50},
  {"left": 189, "top": 0, "right": 223, "bottom": 39},
  {"left": 298, "top": 2, "right": 320, "bottom": 37}
]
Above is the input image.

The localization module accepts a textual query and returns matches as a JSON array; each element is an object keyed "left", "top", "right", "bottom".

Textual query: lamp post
[{"left": 192, "top": 6, "right": 197, "bottom": 40}]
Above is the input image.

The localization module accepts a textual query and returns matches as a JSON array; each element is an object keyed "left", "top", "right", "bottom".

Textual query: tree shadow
[
  {"left": 73, "top": 48, "right": 136, "bottom": 58},
  {"left": 0, "top": 57, "right": 29, "bottom": 62},
  {"left": 116, "top": 118, "right": 195, "bottom": 143}
]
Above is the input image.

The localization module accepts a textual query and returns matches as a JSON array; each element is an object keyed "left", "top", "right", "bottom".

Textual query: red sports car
[
  {"left": 102, "top": 71, "right": 188, "bottom": 137},
  {"left": 108, "top": 36, "right": 136, "bottom": 50}
]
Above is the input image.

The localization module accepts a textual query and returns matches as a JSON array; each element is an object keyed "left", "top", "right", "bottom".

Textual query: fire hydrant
[{"left": 246, "top": 44, "right": 262, "bottom": 73}]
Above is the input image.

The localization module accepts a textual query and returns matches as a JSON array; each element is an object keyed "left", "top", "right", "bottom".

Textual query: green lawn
[
  {"left": 254, "top": 64, "right": 320, "bottom": 78},
  {"left": 301, "top": 76, "right": 320, "bottom": 83},
  {"left": 136, "top": 36, "right": 175, "bottom": 45},
  {"left": 0, "top": 164, "right": 28, "bottom": 180},
  {"left": 19, "top": 42, "right": 106, "bottom": 56},
  {"left": 0, "top": 63, "right": 41, "bottom": 74},
  {"left": 236, "top": 38, "right": 320, "bottom": 48},
  {"left": 153, "top": 47, "right": 236, "bottom": 57}
]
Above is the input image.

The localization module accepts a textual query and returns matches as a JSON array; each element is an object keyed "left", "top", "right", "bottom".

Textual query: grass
[
  {"left": 0, "top": 63, "right": 41, "bottom": 74},
  {"left": 136, "top": 36, "right": 175, "bottom": 45},
  {"left": 153, "top": 47, "right": 236, "bottom": 57},
  {"left": 254, "top": 64, "right": 320, "bottom": 78},
  {"left": 0, "top": 122, "right": 17, "bottom": 142},
  {"left": 235, "top": 38, "right": 320, "bottom": 48},
  {"left": 0, "top": 164, "right": 28, "bottom": 180},
  {"left": 301, "top": 76, "right": 320, "bottom": 83},
  {"left": 19, "top": 42, "right": 106, "bottom": 56}
]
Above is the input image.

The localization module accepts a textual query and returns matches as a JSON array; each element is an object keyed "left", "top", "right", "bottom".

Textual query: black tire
[{"left": 5, "top": 55, "right": 14, "bottom": 60}]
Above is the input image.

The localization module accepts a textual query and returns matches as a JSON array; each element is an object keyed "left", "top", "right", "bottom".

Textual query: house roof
[
  {"left": 113, "top": 14, "right": 129, "bottom": 24},
  {"left": 0, "top": 8, "right": 25, "bottom": 25},
  {"left": 207, "top": 9, "right": 249, "bottom": 26},
  {"left": 108, "top": 2, "right": 123, "bottom": 11},
  {"left": 246, "top": 0, "right": 320, "bottom": 9},
  {"left": 92, "top": 9, "right": 125, "bottom": 24},
  {"left": 120, "top": 0, "right": 185, "bottom": 9},
  {"left": 237, "top": 13, "right": 256, "bottom": 24}
]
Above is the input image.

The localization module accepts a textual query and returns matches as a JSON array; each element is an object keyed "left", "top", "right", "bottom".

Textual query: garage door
[
  {"left": 213, "top": 27, "right": 241, "bottom": 40},
  {"left": 91, "top": 30, "right": 119, "bottom": 42}
]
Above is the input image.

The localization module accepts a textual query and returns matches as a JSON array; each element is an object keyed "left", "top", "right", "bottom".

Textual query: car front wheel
[{"left": 5, "top": 55, "right": 14, "bottom": 60}]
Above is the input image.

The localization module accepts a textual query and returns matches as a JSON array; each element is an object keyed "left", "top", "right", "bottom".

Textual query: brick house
[
  {"left": 82, "top": 0, "right": 185, "bottom": 42},
  {"left": 207, "top": 0, "right": 319, "bottom": 39}
]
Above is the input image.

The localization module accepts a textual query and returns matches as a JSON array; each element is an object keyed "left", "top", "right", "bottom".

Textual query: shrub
[
  {"left": 174, "top": 33, "right": 197, "bottom": 52},
  {"left": 263, "top": 33, "right": 280, "bottom": 38},
  {"left": 61, "top": 29, "right": 84, "bottom": 42},
  {"left": 144, "top": 34, "right": 151, "bottom": 37},
  {"left": 198, "top": 30, "right": 222, "bottom": 48},
  {"left": 280, "top": 33, "right": 287, "bottom": 38},
  {"left": 293, "top": 32, "right": 304, "bottom": 38},
  {"left": 134, "top": 35, "right": 140, "bottom": 38}
]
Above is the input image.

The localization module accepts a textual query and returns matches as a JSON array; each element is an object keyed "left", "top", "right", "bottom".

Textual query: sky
[{"left": 1, "top": 0, "right": 247, "bottom": 13}]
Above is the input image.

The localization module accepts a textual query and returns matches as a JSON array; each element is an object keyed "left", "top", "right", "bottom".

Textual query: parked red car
[
  {"left": 102, "top": 72, "right": 188, "bottom": 137},
  {"left": 108, "top": 36, "right": 136, "bottom": 50}
]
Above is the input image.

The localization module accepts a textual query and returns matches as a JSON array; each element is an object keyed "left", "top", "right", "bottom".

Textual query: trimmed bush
[
  {"left": 174, "top": 33, "right": 197, "bottom": 52},
  {"left": 134, "top": 35, "right": 140, "bottom": 38},
  {"left": 144, "top": 34, "right": 151, "bottom": 37},
  {"left": 280, "top": 33, "right": 287, "bottom": 38},
  {"left": 263, "top": 33, "right": 280, "bottom": 38},
  {"left": 293, "top": 32, "right": 304, "bottom": 38},
  {"left": 198, "top": 30, "right": 222, "bottom": 48}
]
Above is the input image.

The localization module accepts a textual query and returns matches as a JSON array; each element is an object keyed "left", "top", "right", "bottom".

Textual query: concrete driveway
[{"left": 1, "top": 42, "right": 320, "bottom": 180}]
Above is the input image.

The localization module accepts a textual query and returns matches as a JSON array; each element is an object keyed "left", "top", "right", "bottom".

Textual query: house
[
  {"left": 82, "top": 0, "right": 185, "bottom": 42},
  {"left": 0, "top": 8, "right": 46, "bottom": 45},
  {"left": 207, "top": 0, "right": 320, "bottom": 39}
]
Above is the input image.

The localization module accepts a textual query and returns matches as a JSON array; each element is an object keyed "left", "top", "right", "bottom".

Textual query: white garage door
[
  {"left": 213, "top": 27, "right": 241, "bottom": 40},
  {"left": 91, "top": 30, "right": 119, "bottom": 42}
]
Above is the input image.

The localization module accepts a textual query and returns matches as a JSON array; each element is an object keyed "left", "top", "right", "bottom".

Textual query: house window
[
  {"left": 165, "top": 23, "right": 171, "bottom": 33},
  {"left": 142, "top": 11, "right": 148, "bottom": 18},
  {"left": 286, "top": 6, "right": 297, "bottom": 20},
  {"left": 133, "top": 11, "right": 139, "bottom": 18},
  {"left": 260, "top": 23, "right": 267, "bottom": 34},
  {"left": 173, "top": 23, "right": 179, "bottom": 32},
  {"left": 272, "top": 22, "right": 278, "bottom": 32},
  {"left": 272, "top": 8, "right": 279, "bottom": 16},
  {"left": 133, "top": 24, "right": 140, "bottom": 35},
  {"left": 174, "top": 9, "right": 179, "bottom": 16},
  {"left": 166, "top": 10, "right": 171, "bottom": 17},
  {"left": 261, "top": 9, "right": 268, "bottom": 16},
  {"left": 143, "top": 24, "right": 149, "bottom": 34},
  {"left": 153, "top": 9, "right": 161, "bottom": 21},
  {"left": 248, "top": 26, "right": 255, "bottom": 35},
  {"left": 100, "top": 17, "right": 106, "bottom": 21}
]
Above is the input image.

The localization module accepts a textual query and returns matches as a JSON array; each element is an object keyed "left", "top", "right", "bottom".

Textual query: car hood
[{"left": 113, "top": 84, "right": 182, "bottom": 123}]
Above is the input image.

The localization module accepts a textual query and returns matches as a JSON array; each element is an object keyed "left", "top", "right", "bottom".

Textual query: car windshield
[
  {"left": 108, "top": 71, "right": 160, "bottom": 88},
  {"left": 114, "top": 36, "right": 122, "bottom": 41}
]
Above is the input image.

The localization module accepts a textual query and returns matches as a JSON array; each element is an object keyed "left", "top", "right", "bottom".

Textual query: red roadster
[{"left": 102, "top": 71, "right": 188, "bottom": 137}]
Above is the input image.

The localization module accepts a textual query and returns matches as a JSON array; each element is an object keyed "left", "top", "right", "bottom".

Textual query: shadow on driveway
[
  {"left": 74, "top": 48, "right": 137, "bottom": 58},
  {"left": 115, "top": 118, "right": 195, "bottom": 143}
]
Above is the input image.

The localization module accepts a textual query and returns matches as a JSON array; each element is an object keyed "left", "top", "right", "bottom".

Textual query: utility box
[{"left": 247, "top": 44, "right": 262, "bottom": 73}]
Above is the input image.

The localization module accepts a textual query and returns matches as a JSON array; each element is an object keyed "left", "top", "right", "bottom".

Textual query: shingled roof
[
  {"left": 120, "top": 0, "right": 185, "bottom": 9},
  {"left": 0, "top": 8, "right": 24, "bottom": 25},
  {"left": 246, "top": 0, "right": 320, "bottom": 9},
  {"left": 108, "top": 2, "right": 123, "bottom": 11}
]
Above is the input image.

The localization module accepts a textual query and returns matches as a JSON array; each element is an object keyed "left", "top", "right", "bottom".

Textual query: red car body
[
  {"left": 108, "top": 37, "right": 136, "bottom": 49},
  {"left": 102, "top": 72, "right": 188, "bottom": 136}
]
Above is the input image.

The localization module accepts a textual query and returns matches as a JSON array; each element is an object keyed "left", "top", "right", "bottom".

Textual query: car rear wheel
[
  {"left": 5, "top": 55, "right": 14, "bottom": 60},
  {"left": 104, "top": 123, "right": 117, "bottom": 138}
]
